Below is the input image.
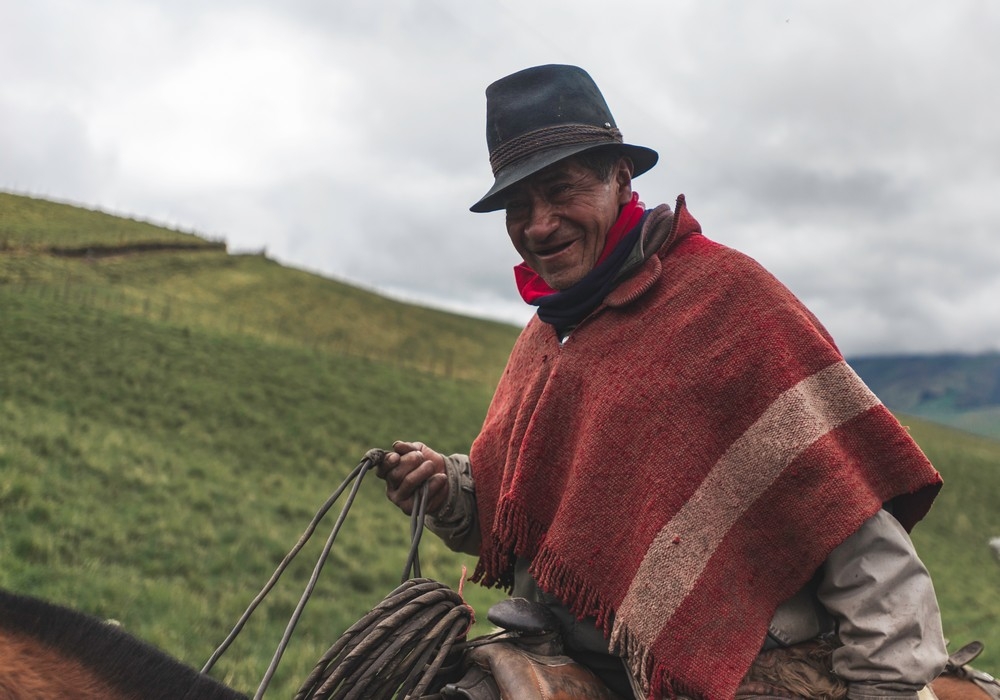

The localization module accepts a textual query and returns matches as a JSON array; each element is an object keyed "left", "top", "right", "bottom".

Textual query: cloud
[
  {"left": 2, "top": 0, "right": 998, "bottom": 353},
  {"left": 0, "top": 100, "right": 115, "bottom": 202}
]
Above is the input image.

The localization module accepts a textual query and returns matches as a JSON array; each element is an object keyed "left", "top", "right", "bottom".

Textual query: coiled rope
[
  {"left": 294, "top": 578, "right": 472, "bottom": 700},
  {"left": 202, "top": 449, "right": 473, "bottom": 699}
]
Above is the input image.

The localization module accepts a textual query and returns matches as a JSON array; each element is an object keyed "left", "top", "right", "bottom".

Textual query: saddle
[
  {"left": 441, "top": 598, "right": 626, "bottom": 700},
  {"left": 737, "top": 638, "right": 1000, "bottom": 700}
]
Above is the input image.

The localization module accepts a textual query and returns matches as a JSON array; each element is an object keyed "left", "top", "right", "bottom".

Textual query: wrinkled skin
[
  {"left": 376, "top": 441, "right": 449, "bottom": 516},
  {"left": 503, "top": 157, "right": 633, "bottom": 290}
]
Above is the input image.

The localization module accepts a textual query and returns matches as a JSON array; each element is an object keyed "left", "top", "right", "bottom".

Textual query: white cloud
[{"left": 2, "top": 0, "right": 998, "bottom": 355}]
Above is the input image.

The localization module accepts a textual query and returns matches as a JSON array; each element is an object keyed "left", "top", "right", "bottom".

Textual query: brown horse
[
  {"left": 0, "top": 589, "right": 247, "bottom": 700},
  {"left": 2, "top": 588, "right": 997, "bottom": 700},
  {"left": 930, "top": 641, "right": 1000, "bottom": 700},
  {"left": 932, "top": 675, "right": 995, "bottom": 700}
]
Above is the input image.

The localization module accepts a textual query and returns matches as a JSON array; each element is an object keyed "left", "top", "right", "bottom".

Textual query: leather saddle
[{"left": 440, "top": 598, "right": 626, "bottom": 700}]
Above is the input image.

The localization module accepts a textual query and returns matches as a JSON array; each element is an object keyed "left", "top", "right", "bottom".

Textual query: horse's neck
[
  {"left": 932, "top": 675, "right": 995, "bottom": 700},
  {"left": 0, "top": 630, "right": 127, "bottom": 700},
  {"left": 0, "top": 590, "right": 247, "bottom": 700}
]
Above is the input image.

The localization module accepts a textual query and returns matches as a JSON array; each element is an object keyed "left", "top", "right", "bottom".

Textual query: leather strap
[{"left": 454, "top": 640, "right": 625, "bottom": 700}]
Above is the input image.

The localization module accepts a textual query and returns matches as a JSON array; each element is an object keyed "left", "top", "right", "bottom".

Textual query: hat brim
[{"left": 469, "top": 142, "right": 658, "bottom": 213}]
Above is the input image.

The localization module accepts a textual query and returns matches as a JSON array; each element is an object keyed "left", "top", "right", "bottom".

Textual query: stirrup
[{"left": 487, "top": 597, "right": 559, "bottom": 636}]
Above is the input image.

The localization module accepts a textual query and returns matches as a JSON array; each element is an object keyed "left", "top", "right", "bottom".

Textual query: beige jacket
[{"left": 427, "top": 454, "right": 947, "bottom": 700}]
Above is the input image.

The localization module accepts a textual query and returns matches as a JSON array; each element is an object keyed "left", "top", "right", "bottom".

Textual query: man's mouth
[{"left": 533, "top": 239, "right": 575, "bottom": 258}]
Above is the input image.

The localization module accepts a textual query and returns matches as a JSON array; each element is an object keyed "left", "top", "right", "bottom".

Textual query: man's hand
[{"left": 376, "top": 441, "right": 449, "bottom": 516}]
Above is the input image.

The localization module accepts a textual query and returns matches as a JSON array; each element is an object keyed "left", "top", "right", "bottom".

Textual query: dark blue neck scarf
[{"left": 530, "top": 211, "right": 649, "bottom": 331}]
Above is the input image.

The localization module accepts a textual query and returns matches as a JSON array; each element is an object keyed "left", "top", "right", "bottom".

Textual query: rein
[{"left": 203, "top": 449, "right": 469, "bottom": 699}]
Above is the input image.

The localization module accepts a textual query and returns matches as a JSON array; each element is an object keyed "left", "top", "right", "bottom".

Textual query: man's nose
[{"left": 523, "top": 200, "right": 559, "bottom": 240}]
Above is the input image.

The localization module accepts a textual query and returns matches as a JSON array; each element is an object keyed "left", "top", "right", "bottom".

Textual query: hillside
[
  {"left": 2, "top": 192, "right": 999, "bottom": 693},
  {"left": 0, "top": 192, "right": 519, "bottom": 694},
  {"left": 851, "top": 353, "right": 1000, "bottom": 440},
  {"left": 0, "top": 191, "right": 522, "bottom": 386}
]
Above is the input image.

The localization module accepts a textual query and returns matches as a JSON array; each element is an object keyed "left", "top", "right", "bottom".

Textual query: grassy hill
[
  {"left": 851, "top": 353, "right": 1000, "bottom": 440},
  {"left": 1, "top": 192, "right": 519, "bottom": 694},
  {"left": 2, "top": 191, "right": 999, "bottom": 694},
  {"left": 0, "top": 192, "right": 519, "bottom": 386},
  {"left": 901, "top": 419, "right": 1000, "bottom": 648}
]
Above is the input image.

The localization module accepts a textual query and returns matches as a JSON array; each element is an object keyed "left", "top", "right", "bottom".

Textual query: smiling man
[
  {"left": 503, "top": 156, "right": 632, "bottom": 290},
  {"left": 377, "top": 65, "right": 947, "bottom": 700}
]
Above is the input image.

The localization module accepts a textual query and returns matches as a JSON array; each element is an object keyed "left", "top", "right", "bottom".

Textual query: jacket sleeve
[
  {"left": 423, "top": 453, "right": 482, "bottom": 556},
  {"left": 818, "top": 509, "right": 948, "bottom": 700}
]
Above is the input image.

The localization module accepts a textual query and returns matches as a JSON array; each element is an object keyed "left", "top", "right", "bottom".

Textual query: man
[{"left": 377, "top": 64, "right": 947, "bottom": 700}]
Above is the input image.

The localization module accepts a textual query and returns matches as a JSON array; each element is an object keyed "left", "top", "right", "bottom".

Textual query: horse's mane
[{"left": 0, "top": 589, "right": 248, "bottom": 700}]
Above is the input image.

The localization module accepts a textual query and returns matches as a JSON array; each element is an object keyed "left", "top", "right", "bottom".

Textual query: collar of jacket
[{"left": 604, "top": 194, "right": 699, "bottom": 310}]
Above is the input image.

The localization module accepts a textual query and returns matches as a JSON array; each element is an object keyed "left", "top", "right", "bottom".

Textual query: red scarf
[
  {"left": 514, "top": 192, "right": 645, "bottom": 303},
  {"left": 471, "top": 199, "right": 941, "bottom": 700}
]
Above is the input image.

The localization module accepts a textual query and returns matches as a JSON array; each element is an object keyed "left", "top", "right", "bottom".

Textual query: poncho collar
[{"left": 513, "top": 194, "right": 691, "bottom": 333}]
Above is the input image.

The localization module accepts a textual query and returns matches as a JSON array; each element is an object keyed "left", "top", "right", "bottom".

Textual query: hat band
[{"left": 489, "top": 123, "right": 623, "bottom": 175}]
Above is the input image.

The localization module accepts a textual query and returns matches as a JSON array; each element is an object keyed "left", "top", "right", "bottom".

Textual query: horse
[
  {"left": 929, "top": 641, "right": 1000, "bottom": 700},
  {"left": 2, "top": 587, "right": 997, "bottom": 700},
  {"left": 0, "top": 589, "right": 247, "bottom": 700},
  {"left": 931, "top": 675, "right": 995, "bottom": 700}
]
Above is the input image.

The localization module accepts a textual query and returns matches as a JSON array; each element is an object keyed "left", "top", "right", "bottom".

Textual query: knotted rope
[
  {"left": 203, "top": 449, "right": 473, "bottom": 699},
  {"left": 294, "top": 578, "right": 472, "bottom": 700}
]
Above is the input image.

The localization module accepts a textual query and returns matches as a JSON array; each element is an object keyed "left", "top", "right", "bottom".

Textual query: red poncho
[{"left": 469, "top": 197, "right": 941, "bottom": 700}]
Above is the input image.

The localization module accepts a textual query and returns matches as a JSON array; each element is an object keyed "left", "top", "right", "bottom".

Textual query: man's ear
[{"left": 616, "top": 157, "right": 635, "bottom": 204}]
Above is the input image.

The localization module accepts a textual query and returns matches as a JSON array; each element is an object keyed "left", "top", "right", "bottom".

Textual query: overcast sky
[{"left": 3, "top": 1, "right": 998, "bottom": 357}]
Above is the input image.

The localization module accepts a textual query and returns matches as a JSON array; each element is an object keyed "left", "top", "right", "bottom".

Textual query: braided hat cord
[{"left": 489, "top": 123, "right": 623, "bottom": 175}]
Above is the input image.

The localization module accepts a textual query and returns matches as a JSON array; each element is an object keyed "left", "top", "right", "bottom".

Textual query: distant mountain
[{"left": 849, "top": 353, "right": 1000, "bottom": 440}]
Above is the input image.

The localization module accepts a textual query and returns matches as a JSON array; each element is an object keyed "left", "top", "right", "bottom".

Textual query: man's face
[{"left": 503, "top": 157, "right": 633, "bottom": 290}]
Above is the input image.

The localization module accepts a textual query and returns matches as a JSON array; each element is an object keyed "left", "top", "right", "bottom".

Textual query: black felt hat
[{"left": 470, "top": 64, "right": 658, "bottom": 213}]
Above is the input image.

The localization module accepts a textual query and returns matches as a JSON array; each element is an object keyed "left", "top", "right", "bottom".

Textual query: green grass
[
  {"left": 0, "top": 290, "right": 506, "bottom": 694},
  {"left": 1, "top": 192, "right": 519, "bottom": 386},
  {"left": 0, "top": 191, "right": 210, "bottom": 250},
  {"left": 2, "top": 191, "right": 999, "bottom": 693},
  {"left": 903, "top": 418, "right": 1000, "bottom": 658},
  {"left": 0, "top": 186, "right": 521, "bottom": 694}
]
